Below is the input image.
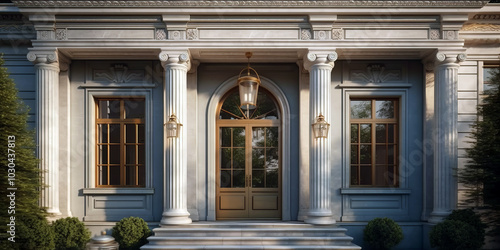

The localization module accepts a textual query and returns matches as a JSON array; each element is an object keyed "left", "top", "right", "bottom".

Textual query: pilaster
[
  {"left": 27, "top": 49, "right": 61, "bottom": 216},
  {"left": 159, "top": 50, "right": 192, "bottom": 225},
  {"left": 303, "top": 50, "right": 337, "bottom": 225},
  {"left": 428, "top": 51, "right": 466, "bottom": 224}
]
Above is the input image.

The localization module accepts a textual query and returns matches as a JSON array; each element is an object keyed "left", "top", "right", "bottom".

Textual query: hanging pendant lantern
[
  {"left": 312, "top": 114, "right": 330, "bottom": 139},
  {"left": 165, "top": 114, "right": 182, "bottom": 138},
  {"left": 237, "top": 52, "right": 261, "bottom": 110}
]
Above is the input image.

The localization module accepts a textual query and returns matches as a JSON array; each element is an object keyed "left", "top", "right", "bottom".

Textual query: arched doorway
[{"left": 216, "top": 87, "right": 282, "bottom": 219}]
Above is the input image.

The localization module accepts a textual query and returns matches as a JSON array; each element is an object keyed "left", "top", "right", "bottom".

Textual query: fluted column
[
  {"left": 304, "top": 51, "right": 337, "bottom": 225},
  {"left": 428, "top": 52, "right": 466, "bottom": 223},
  {"left": 27, "top": 50, "right": 61, "bottom": 216},
  {"left": 159, "top": 50, "right": 192, "bottom": 225}
]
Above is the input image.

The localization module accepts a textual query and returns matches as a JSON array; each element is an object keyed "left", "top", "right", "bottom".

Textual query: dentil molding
[{"left": 12, "top": 0, "right": 489, "bottom": 8}]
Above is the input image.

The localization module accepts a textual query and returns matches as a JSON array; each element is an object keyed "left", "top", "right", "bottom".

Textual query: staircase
[{"left": 142, "top": 221, "right": 361, "bottom": 250}]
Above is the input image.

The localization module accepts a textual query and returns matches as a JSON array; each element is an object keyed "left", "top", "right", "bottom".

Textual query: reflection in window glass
[
  {"left": 350, "top": 100, "right": 371, "bottom": 119},
  {"left": 484, "top": 67, "right": 499, "bottom": 92}
]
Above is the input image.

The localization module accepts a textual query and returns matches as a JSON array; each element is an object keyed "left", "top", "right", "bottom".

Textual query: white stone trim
[
  {"left": 84, "top": 88, "right": 154, "bottom": 190},
  {"left": 206, "top": 75, "right": 291, "bottom": 221}
]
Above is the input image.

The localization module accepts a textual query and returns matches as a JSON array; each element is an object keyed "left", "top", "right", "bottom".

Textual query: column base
[
  {"left": 305, "top": 211, "right": 336, "bottom": 225},
  {"left": 160, "top": 210, "right": 192, "bottom": 225},
  {"left": 428, "top": 210, "right": 451, "bottom": 224}
]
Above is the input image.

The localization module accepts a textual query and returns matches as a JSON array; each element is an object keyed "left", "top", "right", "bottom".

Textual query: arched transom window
[{"left": 218, "top": 87, "right": 281, "bottom": 120}]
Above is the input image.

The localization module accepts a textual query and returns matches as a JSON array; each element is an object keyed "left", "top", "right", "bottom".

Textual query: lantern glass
[
  {"left": 312, "top": 114, "right": 330, "bottom": 138},
  {"left": 238, "top": 75, "right": 260, "bottom": 110},
  {"left": 166, "top": 114, "right": 182, "bottom": 138}
]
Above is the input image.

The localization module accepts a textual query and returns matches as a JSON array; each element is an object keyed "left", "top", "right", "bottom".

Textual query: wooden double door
[{"left": 216, "top": 120, "right": 281, "bottom": 219}]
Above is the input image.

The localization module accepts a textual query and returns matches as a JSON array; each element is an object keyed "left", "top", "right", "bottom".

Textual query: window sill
[
  {"left": 82, "top": 188, "right": 154, "bottom": 195},
  {"left": 340, "top": 188, "right": 411, "bottom": 195}
]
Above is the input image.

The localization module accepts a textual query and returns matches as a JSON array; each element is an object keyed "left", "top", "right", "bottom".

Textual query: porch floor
[{"left": 142, "top": 221, "right": 361, "bottom": 250}]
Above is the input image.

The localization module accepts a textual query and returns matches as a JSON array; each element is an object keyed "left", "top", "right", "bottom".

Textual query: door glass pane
[
  {"left": 252, "top": 149, "right": 265, "bottom": 169},
  {"left": 233, "top": 170, "right": 245, "bottom": 188},
  {"left": 220, "top": 148, "right": 231, "bottom": 169},
  {"left": 233, "top": 127, "right": 245, "bottom": 147},
  {"left": 252, "top": 170, "right": 265, "bottom": 188},
  {"left": 252, "top": 128, "right": 265, "bottom": 147},
  {"left": 351, "top": 100, "right": 372, "bottom": 119},
  {"left": 266, "top": 169, "right": 279, "bottom": 188},
  {"left": 233, "top": 148, "right": 245, "bottom": 169},
  {"left": 221, "top": 128, "right": 231, "bottom": 147},
  {"left": 266, "top": 148, "right": 279, "bottom": 170},
  {"left": 220, "top": 170, "right": 231, "bottom": 188},
  {"left": 266, "top": 127, "right": 279, "bottom": 147}
]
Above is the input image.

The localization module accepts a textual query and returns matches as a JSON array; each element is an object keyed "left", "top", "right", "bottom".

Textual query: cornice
[{"left": 12, "top": 0, "right": 489, "bottom": 8}]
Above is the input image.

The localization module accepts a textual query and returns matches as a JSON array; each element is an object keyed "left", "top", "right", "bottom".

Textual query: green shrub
[
  {"left": 14, "top": 214, "right": 55, "bottom": 250},
  {"left": 363, "top": 217, "right": 404, "bottom": 250},
  {"left": 430, "top": 209, "right": 485, "bottom": 250},
  {"left": 430, "top": 220, "right": 482, "bottom": 250},
  {"left": 112, "top": 217, "right": 152, "bottom": 250},
  {"left": 53, "top": 217, "right": 91, "bottom": 250}
]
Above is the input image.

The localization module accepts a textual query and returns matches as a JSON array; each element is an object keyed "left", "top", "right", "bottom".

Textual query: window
[
  {"left": 350, "top": 98, "right": 399, "bottom": 187},
  {"left": 483, "top": 65, "right": 499, "bottom": 92},
  {"left": 96, "top": 98, "right": 145, "bottom": 187}
]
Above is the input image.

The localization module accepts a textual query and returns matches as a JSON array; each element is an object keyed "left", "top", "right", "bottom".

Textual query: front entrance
[{"left": 216, "top": 88, "right": 282, "bottom": 219}]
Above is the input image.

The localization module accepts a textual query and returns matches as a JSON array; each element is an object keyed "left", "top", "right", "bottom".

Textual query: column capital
[
  {"left": 27, "top": 50, "right": 59, "bottom": 65},
  {"left": 159, "top": 50, "right": 191, "bottom": 71},
  {"left": 433, "top": 51, "right": 467, "bottom": 66},
  {"left": 303, "top": 50, "right": 337, "bottom": 71}
]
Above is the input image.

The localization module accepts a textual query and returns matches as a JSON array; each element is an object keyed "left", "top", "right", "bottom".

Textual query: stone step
[
  {"left": 152, "top": 227, "right": 348, "bottom": 237},
  {"left": 142, "top": 245, "right": 361, "bottom": 250},
  {"left": 146, "top": 236, "right": 356, "bottom": 246}
]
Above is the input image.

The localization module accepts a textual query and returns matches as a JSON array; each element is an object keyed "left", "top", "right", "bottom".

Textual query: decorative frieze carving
[
  {"left": 443, "top": 30, "right": 458, "bottom": 40},
  {"left": 331, "top": 29, "right": 343, "bottom": 40},
  {"left": 461, "top": 23, "right": 500, "bottom": 31},
  {"left": 12, "top": 0, "right": 489, "bottom": 8},
  {"left": 429, "top": 29, "right": 440, "bottom": 40},
  {"left": 156, "top": 28, "right": 167, "bottom": 40},
  {"left": 93, "top": 64, "right": 145, "bottom": 83},
  {"left": 168, "top": 30, "right": 185, "bottom": 40},
  {"left": 187, "top": 29, "right": 198, "bottom": 40},
  {"left": 56, "top": 28, "right": 67, "bottom": 40},
  {"left": 314, "top": 30, "right": 330, "bottom": 40},
  {"left": 472, "top": 14, "right": 500, "bottom": 20},
  {"left": 351, "top": 64, "right": 401, "bottom": 83},
  {"left": 301, "top": 29, "right": 311, "bottom": 40},
  {"left": 37, "top": 30, "right": 54, "bottom": 40}
]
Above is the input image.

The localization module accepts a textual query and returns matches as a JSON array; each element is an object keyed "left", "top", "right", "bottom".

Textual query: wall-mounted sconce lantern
[
  {"left": 165, "top": 114, "right": 182, "bottom": 138},
  {"left": 237, "top": 52, "right": 261, "bottom": 110},
  {"left": 312, "top": 114, "right": 330, "bottom": 139}
]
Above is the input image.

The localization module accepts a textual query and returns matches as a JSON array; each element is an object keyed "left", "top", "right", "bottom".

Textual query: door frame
[{"left": 207, "top": 75, "right": 291, "bottom": 221}]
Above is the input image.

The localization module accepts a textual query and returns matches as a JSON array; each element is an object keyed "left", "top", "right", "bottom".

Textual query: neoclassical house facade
[{"left": 1, "top": 0, "right": 499, "bottom": 249}]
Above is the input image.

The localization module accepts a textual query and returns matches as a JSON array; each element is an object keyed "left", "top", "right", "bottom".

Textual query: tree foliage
[
  {"left": 0, "top": 56, "right": 47, "bottom": 248},
  {"left": 459, "top": 67, "right": 500, "bottom": 236}
]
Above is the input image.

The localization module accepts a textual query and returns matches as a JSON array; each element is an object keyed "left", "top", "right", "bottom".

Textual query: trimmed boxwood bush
[
  {"left": 363, "top": 217, "right": 404, "bottom": 250},
  {"left": 53, "top": 217, "right": 91, "bottom": 250},
  {"left": 430, "top": 209, "right": 485, "bottom": 250},
  {"left": 112, "top": 217, "right": 152, "bottom": 250},
  {"left": 14, "top": 214, "right": 55, "bottom": 250}
]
